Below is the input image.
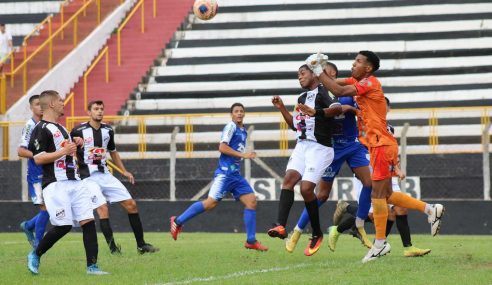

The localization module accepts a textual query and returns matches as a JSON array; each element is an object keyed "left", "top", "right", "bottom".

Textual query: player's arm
[
  {"left": 17, "top": 147, "right": 34, "bottom": 159},
  {"left": 18, "top": 124, "right": 34, "bottom": 158},
  {"left": 271, "top": 96, "right": 294, "bottom": 130},
  {"left": 218, "top": 142, "right": 256, "bottom": 159},
  {"left": 297, "top": 102, "right": 342, "bottom": 118},
  {"left": 28, "top": 127, "right": 75, "bottom": 165},
  {"left": 318, "top": 72, "right": 357, "bottom": 97},
  {"left": 342, "top": 104, "right": 358, "bottom": 114},
  {"left": 109, "top": 151, "right": 135, "bottom": 184}
]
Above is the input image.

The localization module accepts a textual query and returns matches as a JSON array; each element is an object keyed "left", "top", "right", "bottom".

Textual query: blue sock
[
  {"left": 296, "top": 199, "right": 325, "bottom": 230},
  {"left": 357, "top": 186, "right": 372, "bottom": 220},
  {"left": 176, "top": 201, "right": 205, "bottom": 225},
  {"left": 26, "top": 213, "right": 40, "bottom": 231},
  {"left": 244, "top": 209, "right": 256, "bottom": 244},
  {"left": 34, "top": 211, "right": 49, "bottom": 248}
]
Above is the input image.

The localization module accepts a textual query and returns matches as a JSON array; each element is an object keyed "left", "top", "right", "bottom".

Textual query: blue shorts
[
  {"left": 28, "top": 181, "right": 44, "bottom": 205},
  {"left": 322, "top": 142, "right": 370, "bottom": 182},
  {"left": 208, "top": 174, "right": 254, "bottom": 201}
]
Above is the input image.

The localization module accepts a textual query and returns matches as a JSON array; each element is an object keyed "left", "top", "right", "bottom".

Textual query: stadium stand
[{"left": 114, "top": 0, "right": 492, "bottom": 157}]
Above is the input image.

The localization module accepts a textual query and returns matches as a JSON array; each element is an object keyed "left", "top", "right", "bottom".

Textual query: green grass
[{"left": 1, "top": 233, "right": 491, "bottom": 284}]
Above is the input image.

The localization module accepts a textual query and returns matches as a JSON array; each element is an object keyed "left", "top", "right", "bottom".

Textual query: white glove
[{"left": 305, "top": 52, "right": 329, "bottom": 76}]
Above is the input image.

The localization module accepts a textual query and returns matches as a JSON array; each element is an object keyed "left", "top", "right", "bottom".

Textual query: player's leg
[
  {"left": 28, "top": 182, "right": 73, "bottom": 274},
  {"left": 171, "top": 175, "right": 224, "bottom": 240},
  {"left": 237, "top": 185, "right": 268, "bottom": 251},
  {"left": 384, "top": 145, "right": 445, "bottom": 236},
  {"left": 73, "top": 181, "right": 108, "bottom": 274},
  {"left": 21, "top": 182, "right": 47, "bottom": 248},
  {"left": 268, "top": 142, "right": 305, "bottom": 239},
  {"left": 393, "top": 206, "right": 431, "bottom": 257}
]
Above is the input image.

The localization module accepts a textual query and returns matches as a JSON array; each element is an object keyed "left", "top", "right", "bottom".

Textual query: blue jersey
[
  {"left": 19, "top": 118, "right": 43, "bottom": 183},
  {"left": 214, "top": 121, "right": 247, "bottom": 176},
  {"left": 332, "top": 96, "right": 359, "bottom": 147}
]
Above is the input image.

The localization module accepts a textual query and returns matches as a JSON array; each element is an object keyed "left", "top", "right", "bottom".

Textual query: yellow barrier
[
  {"left": 84, "top": 46, "right": 109, "bottom": 110},
  {"left": 0, "top": 121, "right": 24, "bottom": 160},
  {"left": 107, "top": 159, "right": 125, "bottom": 175},
  {"left": 117, "top": 0, "right": 145, "bottom": 66},
  {"left": 64, "top": 92, "right": 76, "bottom": 125},
  {"left": 0, "top": 74, "right": 5, "bottom": 114}
]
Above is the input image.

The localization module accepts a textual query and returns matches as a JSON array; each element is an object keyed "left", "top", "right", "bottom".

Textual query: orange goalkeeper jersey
[{"left": 344, "top": 75, "right": 397, "bottom": 147}]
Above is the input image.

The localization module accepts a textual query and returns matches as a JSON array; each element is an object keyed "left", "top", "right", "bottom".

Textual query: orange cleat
[
  {"left": 267, "top": 224, "right": 287, "bottom": 239},
  {"left": 304, "top": 235, "right": 323, "bottom": 256},
  {"left": 170, "top": 216, "right": 183, "bottom": 241},
  {"left": 245, "top": 240, "right": 268, "bottom": 251}
]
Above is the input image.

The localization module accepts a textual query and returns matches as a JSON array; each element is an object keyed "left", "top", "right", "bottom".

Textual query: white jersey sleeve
[
  {"left": 19, "top": 119, "right": 36, "bottom": 148},
  {"left": 220, "top": 122, "right": 236, "bottom": 144}
]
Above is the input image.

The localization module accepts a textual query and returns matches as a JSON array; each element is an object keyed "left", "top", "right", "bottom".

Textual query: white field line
[{"left": 156, "top": 262, "right": 330, "bottom": 285}]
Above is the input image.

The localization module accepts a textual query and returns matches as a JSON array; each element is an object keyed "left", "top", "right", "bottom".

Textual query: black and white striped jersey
[
  {"left": 70, "top": 122, "right": 116, "bottom": 179},
  {"left": 28, "top": 120, "right": 80, "bottom": 188},
  {"left": 293, "top": 85, "right": 341, "bottom": 147}
]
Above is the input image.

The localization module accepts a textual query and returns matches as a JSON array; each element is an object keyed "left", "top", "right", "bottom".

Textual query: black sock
[
  {"left": 346, "top": 204, "right": 358, "bottom": 216},
  {"left": 386, "top": 220, "right": 394, "bottom": 237},
  {"left": 35, "top": 225, "right": 72, "bottom": 257},
  {"left": 396, "top": 215, "right": 412, "bottom": 247},
  {"left": 305, "top": 199, "right": 322, "bottom": 236},
  {"left": 128, "top": 213, "right": 145, "bottom": 247},
  {"left": 337, "top": 216, "right": 355, "bottom": 233},
  {"left": 99, "top": 218, "right": 117, "bottom": 251},
  {"left": 82, "top": 220, "right": 98, "bottom": 267},
  {"left": 277, "top": 189, "right": 294, "bottom": 226}
]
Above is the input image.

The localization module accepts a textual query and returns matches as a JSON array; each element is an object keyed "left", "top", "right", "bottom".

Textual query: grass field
[{"left": 1, "top": 232, "right": 491, "bottom": 284}]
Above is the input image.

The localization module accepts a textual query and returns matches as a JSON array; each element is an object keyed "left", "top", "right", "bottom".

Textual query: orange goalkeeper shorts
[{"left": 369, "top": 145, "right": 398, "bottom": 181}]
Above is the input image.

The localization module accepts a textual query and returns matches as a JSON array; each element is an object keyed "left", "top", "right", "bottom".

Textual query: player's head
[
  {"left": 385, "top": 96, "right": 391, "bottom": 114},
  {"left": 230, "top": 103, "right": 245, "bottom": 125},
  {"left": 87, "top": 100, "right": 104, "bottom": 122},
  {"left": 28, "top": 94, "right": 42, "bottom": 117},
  {"left": 351, "top": 50, "right": 380, "bottom": 80},
  {"left": 324, "top": 62, "right": 338, "bottom": 79},
  {"left": 298, "top": 64, "right": 318, "bottom": 89},
  {"left": 0, "top": 23, "right": 5, "bottom": 33},
  {"left": 39, "top": 90, "right": 64, "bottom": 117}
]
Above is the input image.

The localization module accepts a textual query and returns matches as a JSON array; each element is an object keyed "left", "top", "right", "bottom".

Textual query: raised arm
[{"left": 272, "top": 96, "right": 294, "bottom": 130}]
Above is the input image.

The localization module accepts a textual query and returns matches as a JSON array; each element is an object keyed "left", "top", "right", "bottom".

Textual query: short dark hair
[
  {"left": 359, "top": 50, "right": 380, "bottom": 72},
  {"left": 39, "top": 90, "right": 60, "bottom": 110},
  {"left": 28, "top": 94, "right": 40, "bottom": 105},
  {"left": 87, "top": 100, "right": 104, "bottom": 111},
  {"left": 230, "top": 102, "right": 244, "bottom": 113},
  {"left": 385, "top": 97, "right": 390, "bottom": 106},
  {"left": 325, "top": 61, "right": 339, "bottom": 77},
  {"left": 299, "top": 64, "right": 313, "bottom": 72},
  {"left": 0, "top": 23, "right": 5, "bottom": 27}
]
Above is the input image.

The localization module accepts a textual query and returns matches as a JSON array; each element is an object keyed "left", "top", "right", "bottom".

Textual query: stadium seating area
[{"left": 115, "top": 0, "right": 492, "bottom": 157}]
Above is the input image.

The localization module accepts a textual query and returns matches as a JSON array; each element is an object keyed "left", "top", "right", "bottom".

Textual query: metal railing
[
  {"left": 0, "top": 0, "right": 122, "bottom": 114},
  {"left": 117, "top": 0, "right": 145, "bottom": 66},
  {"left": 84, "top": 46, "right": 109, "bottom": 109},
  {"left": 64, "top": 92, "right": 76, "bottom": 123}
]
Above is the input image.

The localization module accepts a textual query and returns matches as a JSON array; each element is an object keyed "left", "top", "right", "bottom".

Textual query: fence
[{"left": 0, "top": 110, "right": 488, "bottom": 202}]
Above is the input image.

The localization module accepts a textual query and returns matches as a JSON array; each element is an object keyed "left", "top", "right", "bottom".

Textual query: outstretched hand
[{"left": 297, "top": 103, "right": 316, "bottom": 117}]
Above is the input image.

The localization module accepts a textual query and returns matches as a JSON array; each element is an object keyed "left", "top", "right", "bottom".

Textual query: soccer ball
[{"left": 193, "top": 0, "right": 218, "bottom": 21}]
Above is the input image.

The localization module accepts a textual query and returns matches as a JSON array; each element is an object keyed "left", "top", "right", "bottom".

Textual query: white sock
[
  {"left": 355, "top": 217, "right": 365, "bottom": 228},
  {"left": 294, "top": 225, "right": 303, "bottom": 232},
  {"left": 374, "top": 239, "right": 386, "bottom": 248},
  {"left": 425, "top": 203, "right": 433, "bottom": 216}
]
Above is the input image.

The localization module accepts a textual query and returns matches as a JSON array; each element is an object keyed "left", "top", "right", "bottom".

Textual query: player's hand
[
  {"left": 395, "top": 165, "right": 406, "bottom": 180},
  {"left": 242, "top": 152, "right": 256, "bottom": 159},
  {"left": 305, "top": 52, "right": 329, "bottom": 76},
  {"left": 62, "top": 142, "right": 77, "bottom": 156},
  {"left": 72, "top": 136, "right": 84, "bottom": 147},
  {"left": 271, "top": 96, "right": 284, "bottom": 109},
  {"left": 297, "top": 103, "right": 316, "bottom": 116},
  {"left": 123, "top": 171, "right": 135, "bottom": 185}
]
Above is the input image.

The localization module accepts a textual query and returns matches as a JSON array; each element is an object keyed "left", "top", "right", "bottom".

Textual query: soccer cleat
[
  {"left": 355, "top": 226, "right": 373, "bottom": 249},
  {"left": 362, "top": 241, "right": 391, "bottom": 263},
  {"left": 137, "top": 243, "right": 159, "bottom": 254},
  {"left": 86, "top": 264, "right": 110, "bottom": 275},
  {"left": 267, "top": 224, "right": 287, "bottom": 239},
  {"left": 304, "top": 235, "right": 323, "bottom": 256},
  {"left": 285, "top": 229, "right": 302, "bottom": 253},
  {"left": 333, "top": 200, "right": 349, "bottom": 225},
  {"left": 327, "top": 226, "right": 340, "bottom": 252},
  {"left": 170, "top": 216, "right": 183, "bottom": 241},
  {"left": 428, "top": 204, "right": 445, "bottom": 236},
  {"left": 244, "top": 240, "right": 269, "bottom": 251},
  {"left": 20, "top": 221, "right": 35, "bottom": 248},
  {"left": 110, "top": 243, "right": 122, "bottom": 255},
  {"left": 404, "top": 246, "right": 431, "bottom": 257},
  {"left": 27, "top": 250, "right": 40, "bottom": 275}
]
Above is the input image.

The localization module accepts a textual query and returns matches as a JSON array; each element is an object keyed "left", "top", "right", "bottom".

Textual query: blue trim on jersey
[
  {"left": 322, "top": 142, "right": 369, "bottom": 182},
  {"left": 208, "top": 173, "right": 254, "bottom": 201},
  {"left": 214, "top": 122, "right": 247, "bottom": 176}
]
